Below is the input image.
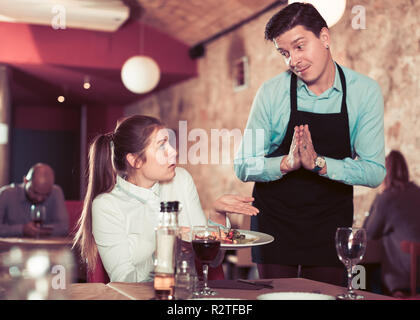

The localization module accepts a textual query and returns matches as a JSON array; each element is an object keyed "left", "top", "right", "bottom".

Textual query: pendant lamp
[
  {"left": 121, "top": 56, "right": 160, "bottom": 94},
  {"left": 288, "top": 0, "right": 346, "bottom": 28},
  {"left": 121, "top": 22, "right": 161, "bottom": 94}
]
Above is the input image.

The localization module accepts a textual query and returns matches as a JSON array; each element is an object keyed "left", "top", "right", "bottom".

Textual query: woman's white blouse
[{"left": 92, "top": 167, "right": 228, "bottom": 283}]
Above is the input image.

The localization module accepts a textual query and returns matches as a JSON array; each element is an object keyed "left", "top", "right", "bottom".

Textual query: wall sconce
[{"left": 83, "top": 76, "right": 91, "bottom": 90}]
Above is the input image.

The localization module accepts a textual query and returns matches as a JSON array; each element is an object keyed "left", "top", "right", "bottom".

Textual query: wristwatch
[{"left": 312, "top": 155, "right": 326, "bottom": 173}]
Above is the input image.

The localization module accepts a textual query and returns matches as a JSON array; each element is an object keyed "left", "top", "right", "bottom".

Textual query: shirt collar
[
  {"left": 115, "top": 175, "right": 161, "bottom": 204},
  {"left": 296, "top": 63, "right": 342, "bottom": 94}
]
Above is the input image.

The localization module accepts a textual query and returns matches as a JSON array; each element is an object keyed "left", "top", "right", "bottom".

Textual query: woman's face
[{"left": 129, "top": 127, "right": 177, "bottom": 188}]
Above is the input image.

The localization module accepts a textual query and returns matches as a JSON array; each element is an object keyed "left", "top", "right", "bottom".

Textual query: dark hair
[
  {"left": 384, "top": 150, "right": 410, "bottom": 192},
  {"left": 73, "top": 115, "right": 163, "bottom": 271},
  {"left": 265, "top": 2, "right": 328, "bottom": 41}
]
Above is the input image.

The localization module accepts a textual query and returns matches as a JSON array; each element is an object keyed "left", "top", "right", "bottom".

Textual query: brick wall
[{"left": 125, "top": 0, "right": 420, "bottom": 227}]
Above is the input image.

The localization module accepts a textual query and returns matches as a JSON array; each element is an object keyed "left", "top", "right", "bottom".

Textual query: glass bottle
[
  {"left": 175, "top": 226, "right": 197, "bottom": 300},
  {"left": 153, "top": 201, "right": 179, "bottom": 300}
]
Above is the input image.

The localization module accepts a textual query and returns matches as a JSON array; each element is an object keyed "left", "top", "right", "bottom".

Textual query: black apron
[{"left": 251, "top": 64, "right": 353, "bottom": 267}]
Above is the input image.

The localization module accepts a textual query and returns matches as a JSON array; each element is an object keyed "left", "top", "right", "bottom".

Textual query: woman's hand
[{"left": 213, "top": 194, "right": 259, "bottom": 216}]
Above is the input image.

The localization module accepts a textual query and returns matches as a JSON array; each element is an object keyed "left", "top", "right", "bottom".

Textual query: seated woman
[
  {"left": 364, "top": 150, "right": 420, "bottom": 297},
  {"left": 73, "top": 115, "right": 258, "bottom": 282}
]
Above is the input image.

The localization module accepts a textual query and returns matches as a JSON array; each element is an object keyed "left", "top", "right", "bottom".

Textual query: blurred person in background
[
  {"left": 364, "top": 150, "right": 420, "bottom": 297},
  {"left": 0, "top": 163, "right": 69, "bottom": 237}
]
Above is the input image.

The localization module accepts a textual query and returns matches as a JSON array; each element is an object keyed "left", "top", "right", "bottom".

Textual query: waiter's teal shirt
[{"left": 234, "top": 64, "right": 386, "bottom": 187}]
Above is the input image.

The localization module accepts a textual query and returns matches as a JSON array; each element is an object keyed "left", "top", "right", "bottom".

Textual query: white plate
[
  {"left": 257, "top": 292, "right": 335, "bottom": 300},
  {"left": 220, "top": 229, "right": 274, "bottom": 250}
]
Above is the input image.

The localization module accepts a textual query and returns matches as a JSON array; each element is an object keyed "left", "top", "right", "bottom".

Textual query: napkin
[{"left": 208, "top": 280, "right": 273, "bottom": 290}]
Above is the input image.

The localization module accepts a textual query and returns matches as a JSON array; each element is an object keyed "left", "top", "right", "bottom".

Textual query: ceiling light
[
  {"left": 57, "top": 95, "right": 65, "bottom": 103},
  {"left": 121, "top": 56, "right": 160, "bottom": 94},
  {"left": 288, "top": 0, "right": 346, "bottom": 28}
]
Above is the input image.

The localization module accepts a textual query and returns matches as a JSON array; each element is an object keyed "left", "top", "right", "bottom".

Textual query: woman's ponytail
[{"left": 73, "top": 132, "right": 116, "bottom": 271}]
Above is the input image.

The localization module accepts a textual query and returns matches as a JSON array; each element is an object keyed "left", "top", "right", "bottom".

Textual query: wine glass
[
  {"left": 191, "top": 225, "right": 221, "bottom": 296},
  {"left": 30, "top": 204, "right": 46, "bottom": 238},
  {"left": 335, "top": 227, "right": 367, "bottom": 300},
  {"left": 30, "top": 204, "right": 46, "bottom": 227}
]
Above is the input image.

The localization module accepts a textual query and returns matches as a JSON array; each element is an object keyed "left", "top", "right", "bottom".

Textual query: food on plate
[
  {"left": 219, "top": 229, "right": 258, "bottom": 245},
  {"left": 195, "top": 229, "right": 258, "bottom": 245}
]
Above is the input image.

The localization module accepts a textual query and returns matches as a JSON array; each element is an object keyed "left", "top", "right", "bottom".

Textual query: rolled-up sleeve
[
  {"left": 323, "top": 81, "right": 386, "bottom": 187},
  {"left": 234, "top": 85, "right": 285, "bottom": 182}
]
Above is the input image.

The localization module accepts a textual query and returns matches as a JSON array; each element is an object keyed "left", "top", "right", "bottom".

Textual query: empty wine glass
[
  {"left": 191, "top": 225, "right": 221, "bottom": 296},
  {"left": 335, "top": 227, "right": 367, "bottom": 300}
]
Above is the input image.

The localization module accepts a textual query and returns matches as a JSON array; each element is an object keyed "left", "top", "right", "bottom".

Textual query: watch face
[{"left": 315, "top": 156, "right": 326, "bottom": 168}]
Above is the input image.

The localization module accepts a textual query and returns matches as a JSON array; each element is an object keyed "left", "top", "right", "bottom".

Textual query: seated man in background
[{"left": 0, "top": 163, "right": 69, "bottom": 237}]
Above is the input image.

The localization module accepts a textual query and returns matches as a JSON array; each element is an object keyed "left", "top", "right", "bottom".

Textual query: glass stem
[
  {"left": 347, "top": 264, "right": 353, "bottom": 293},
  {"left": 203, "top": 263, "right": 209, "bottom": 289}
]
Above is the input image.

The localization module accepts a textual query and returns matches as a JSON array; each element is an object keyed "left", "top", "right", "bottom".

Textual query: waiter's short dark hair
[{"left": 265, "top": 2, "right": 328, "bottom": 41}]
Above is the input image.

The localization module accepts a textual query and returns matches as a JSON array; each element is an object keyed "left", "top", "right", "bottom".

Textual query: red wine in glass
[
  {"left": 191, "top": 225, "right": 221, "bottom": 296},
  {"left": 192, "top": 239, "right": 220, "bottom": 264},
  {"left": 33, "top": 218, "right": 44, "bottom": 228},
  {"left": 30, "top": 204, "right": 46, "bottom": 232}
]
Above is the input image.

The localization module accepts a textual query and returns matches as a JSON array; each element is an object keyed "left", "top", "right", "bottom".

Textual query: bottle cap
[{"left": 160, "top": 201, "right": 180, "bottom": 212}]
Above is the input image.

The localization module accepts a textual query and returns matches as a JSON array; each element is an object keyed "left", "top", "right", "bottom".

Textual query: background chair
[
  {"left": 87, "top": 247, "right": 224, "bottom": 284},
  {"left": 87, "top": 254, "right": 223, "bottom": 283},
  {"left": 65, "top": 200, "right": 87, "bottom": 282},
  {"left": 87, "top": 253, "right": 110, "bottom": 283},
  {"left": 65, "top": 200, "right": 83, "bottom": 236},
  {"left": 400, "top": 240, "right": 420, "bottom": 299}
]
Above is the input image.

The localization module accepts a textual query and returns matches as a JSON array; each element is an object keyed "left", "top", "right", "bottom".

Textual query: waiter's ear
[{"left": 319, "top": 27, "right": 330, "bottom": 48}]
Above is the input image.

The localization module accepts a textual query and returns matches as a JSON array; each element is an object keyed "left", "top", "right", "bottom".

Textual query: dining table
[
  {"left": 0, "top": 236, "right": 87, "bottom": 282},
  {"left": 67, "top": 277, "right": 394, "bottom": 300},
  {"left": 0, "top": 236, "right": 74, "bottom": 252}
]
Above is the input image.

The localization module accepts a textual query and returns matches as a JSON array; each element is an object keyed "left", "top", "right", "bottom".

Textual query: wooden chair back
[{"left": 400, "top": 240, "right": 420, "bottom": 296}]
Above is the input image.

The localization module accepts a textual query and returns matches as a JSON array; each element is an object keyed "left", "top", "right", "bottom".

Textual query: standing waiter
[{"left": 234, "top": 3, "right": 385, "bottom": 286}]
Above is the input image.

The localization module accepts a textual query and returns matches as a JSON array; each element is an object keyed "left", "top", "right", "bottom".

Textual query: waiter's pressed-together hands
[
  {"left": 298, "top": 124, "right": 319, "bottom": 170},
  {"left": 281, "top": 124, "right": 326, "bottom": 174}
]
